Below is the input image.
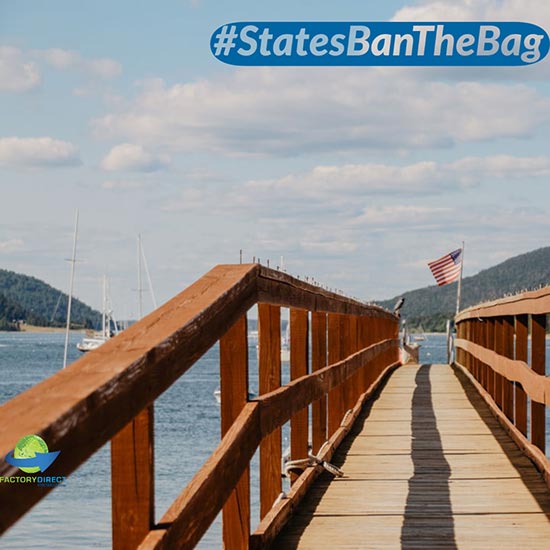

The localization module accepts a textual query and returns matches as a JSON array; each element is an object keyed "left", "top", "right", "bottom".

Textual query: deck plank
[{"left": 275, "top": 364, "right": 550, "bottom": 549}]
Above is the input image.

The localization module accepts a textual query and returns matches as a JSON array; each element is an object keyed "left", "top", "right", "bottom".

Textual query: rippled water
[{"left": 0, "top": 332, "right": 548, "bottom": 548}]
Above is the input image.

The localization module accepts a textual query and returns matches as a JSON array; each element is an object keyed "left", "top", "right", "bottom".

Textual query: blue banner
[{"left": 211, "top": 22, "right": 549, "bottom": 66}]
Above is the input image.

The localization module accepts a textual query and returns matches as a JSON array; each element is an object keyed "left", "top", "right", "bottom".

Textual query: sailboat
[
  {"left": 77, "top": 276, "right": 119, "bottom": 352},
  {"left": 412, "top": 324, "right": 428, "bottom": 342}
]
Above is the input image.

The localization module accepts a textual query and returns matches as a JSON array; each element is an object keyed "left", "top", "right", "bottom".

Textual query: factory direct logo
[{"left": 2, "top": 435, "right": 65, "bottom": 487}]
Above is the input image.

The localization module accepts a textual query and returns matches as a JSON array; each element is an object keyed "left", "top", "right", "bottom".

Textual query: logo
[
  {"left": 2, "top": 435, "right": 65, "bottom": 487},
  {"left": 211, "top": 22, "right": 550, "bottom": 67},
  {"left": 5, "top": 434, "right": 60, "bottom": 473}
]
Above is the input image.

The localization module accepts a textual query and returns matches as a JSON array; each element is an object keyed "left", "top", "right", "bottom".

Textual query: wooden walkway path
[{"left": 276, "top": 364, "right": 550, "bottom": 549}]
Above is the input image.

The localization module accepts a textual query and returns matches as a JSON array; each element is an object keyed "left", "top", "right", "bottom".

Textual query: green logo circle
[{"left": 13, "top": 434, "right": 49, "bottom": 473}]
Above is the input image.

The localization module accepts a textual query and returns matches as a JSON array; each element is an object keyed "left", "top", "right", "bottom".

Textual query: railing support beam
[
  {"left": 111, "top": 406, "right": 155, "bottom": 550},
  {"left": 515, "top": 315, "right": 528, "bottom": 436},
  {"left": 311, "top": 312, "right": 327, "bottom": 455},
  {"left": 220, "top": 315, "right": 250, "bottom": 549},
  {"left": 258, "top": 304, "right": 282, "bottom": 518},
  {"left": 531, "top": 314, "right": 546, "bottom": 453}
]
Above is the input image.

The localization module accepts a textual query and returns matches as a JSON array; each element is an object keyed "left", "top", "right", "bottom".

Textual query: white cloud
[
  {"left": 351, "top": 205, "right": 453, "bottom": 226},
  {"left": 93, "top": 70, "right": 550, "bottom": 157},
  {"left": 34, "top": 48, "right": 122, "bottom": 79},
  {"left": 0, "top": 137, "right": 81, "bottom": 167},
  {"left": 86, "top": 58, "right": 122, "bottom": 79},
  {"left": 0, "top": 47, "right": 40, "bottom": 92},
  {"left": 243, "top": 155, "right": 550, "bottom": 203},
  {"left": 0, "top": 239, "right": 24, "bottom": 253},
  {"left": 37, "top": 48, "right": 81, "bottom": 69},
  {"left": 101, "top": 143, "right": 170, "bottom": 172}
]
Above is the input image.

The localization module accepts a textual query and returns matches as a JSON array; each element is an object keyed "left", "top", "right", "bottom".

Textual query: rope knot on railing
[{"left": 283, "top": 441, "right": 344, "bottom": 479}]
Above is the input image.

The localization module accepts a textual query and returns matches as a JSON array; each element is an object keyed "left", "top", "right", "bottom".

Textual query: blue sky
[{"left": 1, "top": 0, "right": 550, "bottom": 317}]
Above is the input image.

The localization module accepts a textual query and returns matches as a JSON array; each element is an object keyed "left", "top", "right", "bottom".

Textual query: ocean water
[{"left": 0, "top": 332, "right": 548, "bottom": 548}]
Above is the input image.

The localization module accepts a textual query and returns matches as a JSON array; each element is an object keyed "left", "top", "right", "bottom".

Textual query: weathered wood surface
[
  {"left": 258, "top": 304, "right": 282, "bottom": 518},
  {"left": 310, "top": 311, "right": 327, "bottom": 455},
  {"left": 256, "top": 266, "right": 396, "bottom": 320},
  {"left": 219, "top": 315, "right": 250, "bottom": 548},
  {"left": 455, "top": 338, "right": 550, "bottom": 406},
  {"left": 290, "top": 309, "right": 309, "bottom": 485},
  {"left": 111, "top": 406, "right": 155, "bottom": 550},
  {"left": 456, "top": 285, "right": 550, "bottom": 320},
  {"left": 276, "top": 364, "right": 550, "bottom": 549}
]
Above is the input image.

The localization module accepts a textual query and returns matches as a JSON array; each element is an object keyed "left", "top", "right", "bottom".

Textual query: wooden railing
[
  {"left": 0, "top": 264, "right": 399, "bottom": 548},
  {"left": 455, "top": 286, "right": 549, "bottom": 484}
]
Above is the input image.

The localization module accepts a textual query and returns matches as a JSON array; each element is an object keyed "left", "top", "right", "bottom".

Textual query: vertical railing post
[
  {"left": 494, "top": 318, "right": 504, "bottom": 411},
  {"left": 465, "top": 321, "right": 471, "bottom": 372},
  {"left": 311, "top": 311, "right": 327, "bottom": 455},
  {"left": 486, "top": 318, "right": 495, "bottom": 400},
  {"left": 460, "top": 321, "right": 466, "bottom": 366},
  {"left": 290, "top": 308, "right": 309, "bottom": 484},
  {"left": 470, "top": 320, "right": 476, "bottom": 376},
  {"left": 111, "top": 406, "right": 154, "bottom": 550},
  {"left": 258, "top": 304, "right": 281, "bottom": 518},
  {"left": 476, "top": 320, "right": 482, "bottom": 381},
  {"left": 327, "top": 314, "right": 344, "bottom": 437},
  {"left": 531, "top": 314, "right": 546, "bottom": 453},
  {"left": 479, "top": 319, "right": 487, "bottom": 390},
  {"left": 348, "top": 315, "right": 359, "bottom": 406},
  {"left": 220, "top": 315, "right": 250, "bottom": 549},
  {"left": 502, "top": 316, "right": 514, "bottom": 422},
  {"left": 362, "top": 317, "right": 374, "bottom": 389},
  {"left": 515, "top": 315, "right": 528, "bottom": 437}
]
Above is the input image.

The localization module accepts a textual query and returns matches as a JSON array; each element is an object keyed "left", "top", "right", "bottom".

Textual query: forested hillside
[
  {"left": 0, "top": 269, "right": 101, "bottom": 330},
  {"left": 378, "top": 247, "right": 550, "bottom": 332}
]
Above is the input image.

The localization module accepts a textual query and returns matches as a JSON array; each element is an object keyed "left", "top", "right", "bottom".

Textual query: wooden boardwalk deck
[{"left": 276, "top": 364, "right": 550, "bottom": 549}]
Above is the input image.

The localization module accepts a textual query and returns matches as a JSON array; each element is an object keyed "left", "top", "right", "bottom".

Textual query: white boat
[
  {"left": 77, "top": 276, "right": 118, "bottom": 353},
  {"left": 412, "top": 325, "right": 428, "bottom": 342},
  {"left": 76, "top": 335, "right": 109, "bottom": 352},
  {"left": 281, "top": 321, "right": 290, "bottom": 362}
]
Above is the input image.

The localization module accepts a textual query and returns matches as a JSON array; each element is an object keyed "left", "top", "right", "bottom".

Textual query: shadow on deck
[{"left": 275, "top": 364, "right": 550, "bottom": 549}]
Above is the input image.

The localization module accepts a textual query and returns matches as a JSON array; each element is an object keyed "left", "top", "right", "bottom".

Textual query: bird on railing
[{"left": 393, "top": 297, "right": 405, "bottom": 317}]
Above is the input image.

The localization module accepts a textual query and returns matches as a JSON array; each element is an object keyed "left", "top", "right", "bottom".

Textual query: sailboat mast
[
  {"left": 102, "top": 275, "right": 107, "bottom": 338},
  {"left": 63, "top": 209, "right": 79, "bottom": 369},
  {"left": 137, "top": 234, "right": 143, "bottom": 320},
  {"left": 140, "top": 237, "right": 158, "bottom": 310}
]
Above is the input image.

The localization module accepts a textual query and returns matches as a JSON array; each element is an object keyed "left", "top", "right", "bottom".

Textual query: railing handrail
[
  {"left": 456, "top": 285, "right": 550, "bottom": 321},
  {"left": 454, "top": 287, "right": 549, "bottom": 489},
  {"left": 0, "top": 263, "right": 397, "bottom": 539}
]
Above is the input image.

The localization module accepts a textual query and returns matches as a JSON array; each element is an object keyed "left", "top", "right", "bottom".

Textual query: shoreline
[{"left": 0, "top": 324, "right": 85, "bottom": 334}]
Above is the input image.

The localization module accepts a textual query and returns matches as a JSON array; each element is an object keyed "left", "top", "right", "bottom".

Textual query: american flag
[{"left": 428, "top": 248, "right": 463, "bottom": 286}]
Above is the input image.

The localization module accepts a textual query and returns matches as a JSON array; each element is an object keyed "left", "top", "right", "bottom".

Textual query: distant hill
[
  {"left": 378, "top": 247, "right": 550, "bottom": 332},
  {"left": 0, "top": 269, "right": 101, "bottom": 331}
]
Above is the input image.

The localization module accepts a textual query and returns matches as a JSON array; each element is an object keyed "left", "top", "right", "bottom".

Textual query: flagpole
[{"left": 456, "top": 241, "right": 465, "bottom": 315}]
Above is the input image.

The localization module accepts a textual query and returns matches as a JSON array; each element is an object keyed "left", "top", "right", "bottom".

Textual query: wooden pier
[
  {"left": 276, "top": 364, "right": 550, "bottom": 548},
  {"left": 0, "top": 265, "right": 549, "bottom": 549}
]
